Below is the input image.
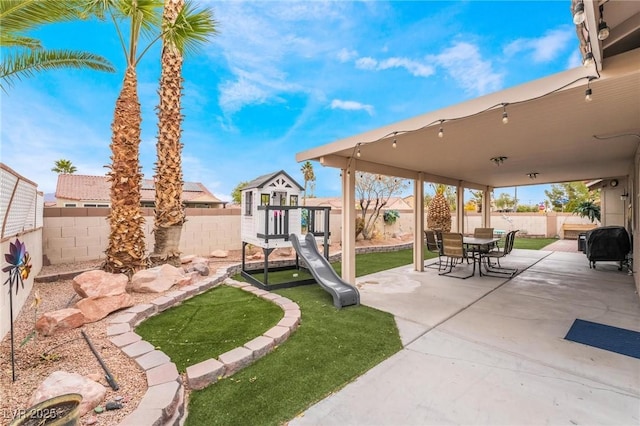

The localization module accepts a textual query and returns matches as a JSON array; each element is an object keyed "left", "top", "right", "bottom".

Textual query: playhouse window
[
  {"left": 261, "top": 193, "right": 271, "bottom": 205},
  {"left": 245, "top": 191, "right": 253, "bottom": 216},
  {"left": 290, "top": 195, "right": 298, "bottom": 206}
]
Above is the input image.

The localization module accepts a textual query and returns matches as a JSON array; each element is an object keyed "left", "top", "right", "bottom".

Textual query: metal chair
[
  {"left": 424, "top": 229, "right": 443, "bottom": 270},
  {"left": 439, "top": 232, "right": 475, "bottom": 279},
  {"left": 481, "top": 230, "right": 518, "bottom": 277},
  {"left": 471, "top": 227, "right": 495, "bottom": 254}
]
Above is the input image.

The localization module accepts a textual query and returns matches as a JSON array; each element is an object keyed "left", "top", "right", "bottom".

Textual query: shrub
[{"left": 383, "top": 209, "right": 400, "bottom": 224}]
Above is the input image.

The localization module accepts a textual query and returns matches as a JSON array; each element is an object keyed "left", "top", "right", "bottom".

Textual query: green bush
[{"left": 383, "top": 209, "right": 400, "bottom": 224}]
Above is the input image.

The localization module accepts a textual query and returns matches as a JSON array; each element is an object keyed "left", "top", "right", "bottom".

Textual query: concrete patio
[{"left": 292, "top": 249, "right": 639, "bottom": 425}]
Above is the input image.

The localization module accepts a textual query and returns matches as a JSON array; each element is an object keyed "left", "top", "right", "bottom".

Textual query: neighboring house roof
[
  {"left": 243, "top": 170, "right": 304, "bottom": 191},
  {"left": 55, "top": 174, "right": 223, "bottom": 204}
]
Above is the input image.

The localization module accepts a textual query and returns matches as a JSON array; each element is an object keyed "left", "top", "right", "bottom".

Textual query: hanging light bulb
[
  {"left": 438, "top": 120, "right": 444, "bottom": 138},
  {"left": 356, "top": 147, "right": 361, "bottom": 158},
  {"left": 573, "top": 0, "right": 585, "bottom": 25},
  {"left": 501, "top": 104, "right": 509, "bottom": 124},
  {"left": 392, "top": 138, "right": 397, "bottom": 149},
  {"left": 585, "top": 77, "right": 594, "bottom": 102},
  {"left": 583, "top": 51, "right": 594, "bottom": 68},
  {"left": 597, "top": 5, "right": 610, "bottom": 40}
]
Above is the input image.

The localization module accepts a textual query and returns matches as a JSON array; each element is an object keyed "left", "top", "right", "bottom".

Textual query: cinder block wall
[{"left": 43, "top": 208, "right": 242, "bottom": 265}]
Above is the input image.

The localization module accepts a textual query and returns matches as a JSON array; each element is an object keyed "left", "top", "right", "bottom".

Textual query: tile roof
[{"left": 55, "top": 174, "right": 222, "bottom": 203}]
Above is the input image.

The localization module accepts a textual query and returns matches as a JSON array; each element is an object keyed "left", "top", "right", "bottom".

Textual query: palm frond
[
  {"left": 166, "top": 1, "right": 217, "bottom": 57},
  {"left": 0, "top": 0, "right": 85, "bottom": 35},
  {"left": 1, "top": 49, "right": 116, "bottom": 90},
  {"left": 0, "top": 33, "right": 41, "bottom": 49}
]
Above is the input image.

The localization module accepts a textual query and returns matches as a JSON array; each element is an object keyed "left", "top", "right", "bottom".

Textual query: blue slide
[{"left": 289, "top": 233, "right": 360, "bottom": 309}]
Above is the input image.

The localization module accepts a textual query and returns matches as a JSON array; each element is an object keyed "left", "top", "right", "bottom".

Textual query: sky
[{"left": 1, "top": 0, "right": 583, "bottom": 204}]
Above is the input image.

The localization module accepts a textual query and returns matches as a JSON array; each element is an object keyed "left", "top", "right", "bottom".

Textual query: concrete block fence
[{"left": 42, "top": 207, "right": 595, "bottom": 265}]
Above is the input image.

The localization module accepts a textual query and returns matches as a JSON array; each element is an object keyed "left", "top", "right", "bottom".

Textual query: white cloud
[
  {"left": 337, "top": 48, "right": 358, "bottom": 62},
  {"left": 504, "top": 27, "right": 574, "bottom": 63},
  {"left": 378, "top": 57, "right": 435, "bottom": 77},
  {"left": 355, "top": 56, "right": 378, "bottom": 70},
  {"left": 429, "top": 41, "right": 503, "bottom": 95},
  {"left": 567, "top": 49, "right": 582, "bottom": 69},
  {"left": 355, "top": 56, "right": 434, "bottom": 78},
  {"left": 330, "top": 99, "right": 374, "bottom": 115}
]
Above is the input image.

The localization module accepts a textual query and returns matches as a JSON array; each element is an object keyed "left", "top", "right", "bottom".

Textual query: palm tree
[
  {"left": 51, "top": 159, "right": 77, "bottom": 174},
  {"left": 84, "top": 0, "right": 163, "bottom": 274},
  {"left": 151, "top": 0, "right": 216, "bottom": 267},
  {"left": 301, "top": 161, "right": 315, "bottom": 206},
  {"left": 0, "top": 0, "right": 114, "bottom": 91},
  {"left": 573, "top": 200, "right": 601, "bottom": 223}
]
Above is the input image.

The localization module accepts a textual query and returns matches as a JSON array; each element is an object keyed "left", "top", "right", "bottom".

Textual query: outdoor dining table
[{"left": 463, "top": 236, "right": 502, "bottom": 276}]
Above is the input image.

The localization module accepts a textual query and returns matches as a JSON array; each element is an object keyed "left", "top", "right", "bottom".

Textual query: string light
[
  {"left": 343, "top": 73, "right": 598, "bottom": 174},
  {"left": 583, "top": 51, "right": 594, "bottom": 68},
  {"left": 573, "top": 0, "right": 585, "bottom": 25}
]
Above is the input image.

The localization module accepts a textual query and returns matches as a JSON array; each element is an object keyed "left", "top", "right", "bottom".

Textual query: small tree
[
  {"left": 427, "top": 184, "right": 452, "bottom": 232},
  {"left": 231, "top": 181, "right": 248, "bottom": 204},
  {"left": 51, "top": 159, "right": 77, "bottom": 174},
  {"left": 301, "top": 161, "right": 315, "bottom": 205},
  {"left": 356, "top": 173, "right": 409, "bottom": 240}
]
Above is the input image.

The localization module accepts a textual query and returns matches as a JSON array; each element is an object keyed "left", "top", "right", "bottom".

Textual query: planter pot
[{"left": 10, "top": 393, "right": 82, "bottom": 426}]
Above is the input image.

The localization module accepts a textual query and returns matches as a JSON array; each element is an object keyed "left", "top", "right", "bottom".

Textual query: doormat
[{"left": 564, "top": 319, "right": 640, "bottom": 359}]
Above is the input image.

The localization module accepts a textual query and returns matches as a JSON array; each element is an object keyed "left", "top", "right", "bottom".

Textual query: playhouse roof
[{"left": 243, "top": 170, "right": 304, "bottom": 191}]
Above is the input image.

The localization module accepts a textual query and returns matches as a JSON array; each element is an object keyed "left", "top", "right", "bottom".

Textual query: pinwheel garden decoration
[{"left": 3, "top": 238, "right": 32, "bottom": 382}]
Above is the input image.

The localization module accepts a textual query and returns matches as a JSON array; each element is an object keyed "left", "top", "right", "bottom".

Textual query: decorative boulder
[
  {"left": 211, "top": 249, "right": 228, "bottom": 258},
  {"left": 130, "top": 264, "right": 188, "bottom": 293},
  {"left": 180, "top": 255, "right": 196, "bottom": 264},
  {"left": 75, "top": 293, "right": 135, "bottom": 323},
  {"left": 73, "top": 270, "right": 128, "bottom": 299},
  {"left": 184, "top": 261, "right": 210, "bottom": 276},
  {"left": 36, "top": 308, "right": 86, "bottom": 336},
  {"left": 29, "top": 371, "right": 106, "bottom": 417}
]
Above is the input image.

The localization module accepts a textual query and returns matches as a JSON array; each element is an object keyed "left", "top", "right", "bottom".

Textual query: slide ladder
[{"left": 289, "top": 233, "right": 360, "bottom": 308}]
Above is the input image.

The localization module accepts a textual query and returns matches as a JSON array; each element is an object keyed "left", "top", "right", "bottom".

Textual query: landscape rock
[
  {"left": 73, "top": 270, "right": 128, "bottom": 299},
  {"left": 130, "top": 264, "right": 187, "bottom": 293},
  {"left": 29, "top": 371, "right": 106, "bottom": 417},
  {"left": 211, "top": 249, "right": 228, "bottom": 258},
  {"left": 184, "top": 261, "right": 209, "bottom": 276},
  {"left": 180, "top": 254, "right": 196, "bottom": 264},
  {"left": 75, "top": 293, "right": 135, "bottom": 323},
  {"left": 35, "top": 308, "right": 86, "bottom": 336}
]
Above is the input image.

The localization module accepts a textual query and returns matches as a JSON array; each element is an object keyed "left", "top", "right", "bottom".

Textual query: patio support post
[
  {"left": 483, "top": 186, "right": 492, "bottom": 227},
  {"left": 456, "top": 181, "right": 465, "bottom": 234},
  {"left": 414, "top": 173, "right": 424, "bottom": 271},
  {"left": 341, "top": 161, "right": 356, "bottom": 284}
]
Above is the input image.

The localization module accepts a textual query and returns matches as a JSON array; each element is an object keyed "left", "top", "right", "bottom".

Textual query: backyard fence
[{"left": 1, "top": 163, "right": 43, "bottom": 241}]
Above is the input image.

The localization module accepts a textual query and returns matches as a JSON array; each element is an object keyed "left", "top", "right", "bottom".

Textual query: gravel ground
[{"left": 0, "top": 236, "right": 412, "bottom": 425}]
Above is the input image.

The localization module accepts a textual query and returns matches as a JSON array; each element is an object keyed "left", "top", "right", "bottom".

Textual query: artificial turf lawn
[
  {"left": 135, "top": 285, "right": 282, "bottom": 372},
  {"left": 185, "top": 285, "right": 402, "bottom": 426},
  {"left": 512, "top": 237, "right": 556, "bottom": 250}
]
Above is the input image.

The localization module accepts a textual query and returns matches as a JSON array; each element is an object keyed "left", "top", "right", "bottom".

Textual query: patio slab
[{"left": 293, "top": 250, "right": 640, "bottom": 425}]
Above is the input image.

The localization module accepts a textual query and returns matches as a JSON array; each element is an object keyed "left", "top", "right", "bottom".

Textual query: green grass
[
  {"left": 247, "top": 268, "right": 315, "bottom": 285},
  {"left": 512, "top": 237, "right": 557, "bottom": 250},
  {"left": 333, "top": 248, "right": 438, "bottom": 277},
  {"left": 135, "top": 286, "right": 282, "bottom": 372},
  {"left": 185, "top": 285, "right": 402, "bottom": 426}
]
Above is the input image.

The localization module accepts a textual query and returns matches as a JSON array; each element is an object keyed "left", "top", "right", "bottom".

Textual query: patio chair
[
  {"left": 481, "top": 230, "right": 518, "bottom": 277},
  {"left": 439, "top": 232, "right": 475, "bottom": 279},
  {"left": 424, "top": 229, "right": 444, "bottom": 270},
  {"left": 469, "top": 227, "right": 495, "bottom": 256}
]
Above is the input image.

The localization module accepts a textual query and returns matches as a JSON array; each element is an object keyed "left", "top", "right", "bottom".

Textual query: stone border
[{"left": 105, "top": 266, "right": 301, "bottom": 426}]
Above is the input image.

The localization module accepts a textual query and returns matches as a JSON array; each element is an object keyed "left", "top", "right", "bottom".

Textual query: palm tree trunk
[
  {"left": 104, "top": 66, "right": 147, "bottom": 275},
  {"left": 151, "top": 0, "right": 186, "bottom": 267}
]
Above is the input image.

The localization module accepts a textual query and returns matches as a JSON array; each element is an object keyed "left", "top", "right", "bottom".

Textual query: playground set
[{"left": 239, "top": 170, "right": 359, "bottom": 308}]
